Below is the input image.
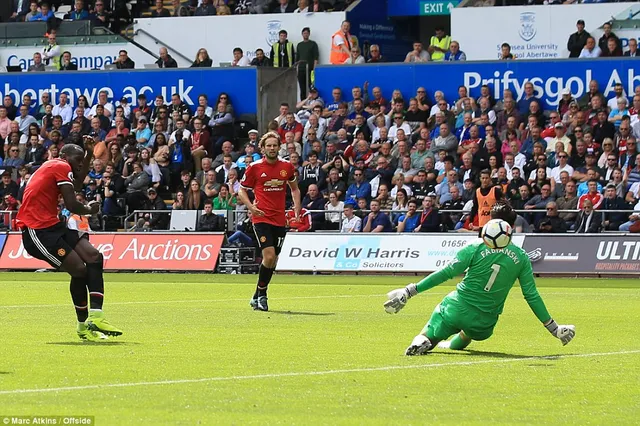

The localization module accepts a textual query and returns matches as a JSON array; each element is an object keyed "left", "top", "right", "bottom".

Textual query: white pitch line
[
  {"left": 0, "top": 293, "right": 394, "bottom": 309},
  {"left": 0, "top": 349, "right": 638, "bottom": 396}
]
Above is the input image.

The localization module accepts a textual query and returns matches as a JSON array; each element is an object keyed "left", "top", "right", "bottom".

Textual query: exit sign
[{"left": 420, "top": 0, "right": 459, "bottom": 15}]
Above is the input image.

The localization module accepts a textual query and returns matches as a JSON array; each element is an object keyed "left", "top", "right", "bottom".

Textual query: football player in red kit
[
  {"left": 238, "top": 131, "right": 301, "bottom": 311},
  {"left": 16, "top": 137, "right": 122, "bottom": 341}
]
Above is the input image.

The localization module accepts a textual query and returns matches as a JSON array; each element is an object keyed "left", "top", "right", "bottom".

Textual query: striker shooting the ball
[{"left": 384, "top": 202, "right": 575, "bottom": 355}]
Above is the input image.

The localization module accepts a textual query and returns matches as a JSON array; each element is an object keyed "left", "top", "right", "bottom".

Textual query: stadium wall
[
  {"left": 313, "top": 58, "right": 640, "bottom": 109},
  {"left": 451, "top": 3, "right": 640, "bottom": 60}
]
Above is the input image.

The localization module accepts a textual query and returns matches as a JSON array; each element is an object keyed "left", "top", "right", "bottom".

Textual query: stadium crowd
[{"left": 1, "top": 70, "right": 640, "bottom": 239}]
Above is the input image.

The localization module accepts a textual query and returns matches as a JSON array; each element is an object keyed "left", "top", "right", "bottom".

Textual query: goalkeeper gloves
[
  {"left": 545, "top": 320, "right": 576, "bottom": 346},
  {"left": 384, "top": 283, "right": 418, "bottom": 314}
]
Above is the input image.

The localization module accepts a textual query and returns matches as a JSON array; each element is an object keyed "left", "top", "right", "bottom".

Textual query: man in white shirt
[
  {"left": 607, "top": 83, "right": 626, "bottom": 111},
  {"left": 549, "top": 122, "right": 572, "bottom": 155},
  {"left": 52, "top": 93, "right": 73, "bottom": 125},
  {"left": 579, "top": 37, "right": 601, "bottom": 58},
  {"left": 551, "top": 152, "right": 574, "bottom": 183},
  {"left": 88, "top": 90, "right": 114, "bottom": 118},
  {"left": 168, "top": 117, "right": 192, "bottom": 144},
  {"left": 340, "top": 204, "right": 361, "bottom": 233},
  {"left": 404, "top": 42, "right": 430, "bottom": 63},
  {"left": 231, "top": 47, "right": 250, "bottom": 67},
  {"left": 388, "top": 114, "right": 412, "bottom": 139},
  {"left": 14, "top": 105, "right": 36, "bottom": 133}
]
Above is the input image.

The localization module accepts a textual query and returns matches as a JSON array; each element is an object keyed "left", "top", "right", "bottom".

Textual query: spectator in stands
[
  {"left": 414, "top": 195, "right": 439, "bottom": 232},
  {"left": 323, "top": 191, "right": 343, "bottom": 230},
  {"left": 602, "top": 37, "right": 622, "bottom": 58},
  {"left": 191, "top": 48, "right": 213, "bottom": 67},
  {"left": 601, "top": 184, "right": 627, "bottom": 231},
  {"left": 598, "top": 22, "right": 621, "bottom": 55},
  {"left": 0, "top": 171, "right": 18, "bottom": 199},
  {"left": 15, "top": 105, "right": 36, "bottom": 134},
  {"left": 68, "top": 0, "right": 90, "bottom": 19},
  {"left": 250, "top": 49, "right": 271, "bottom": 67},
  {"left": 593, "top": 109, "right": 616, "bottom": 144},
  {"left": 624, "top": 39, "right": 638, "bottom": 58},
  {"left": 367, "top": 44, "right": 384, "bottom": 63},
  {"left": 556, "top": 179, "right": 578, "bottom": 227},
  {"left": 195, "top": 0, "right": 216, "bottom": 15},
  {"left": 499, "top": 43, "right": 514, "bottom": 60},
  {"left": 143, "top": 187, "right": 169, "bottom": 230},
  {"left": 197, "top": 200, "right": 225, "bottom": 231},
  {"left": 151, "top": 1, "right": 170, "bottom": 19},
  {"left": 213, "top": 183, "right": 236, "bottom": 210},
  {"left": 27, "top": 53, "right": 45, "bottom": 72},
  {"left": 90, "top": 0, "right": 111, "bottom": 28},
  {"left": 208, "top": 103, "right": 234, "bottom": 157},
  {"left": 10, "top": 0, "right": 33, "bottom": 21},
  {"left": 609, "top": 98, "right": 629, "bottom": 130},
  {"left": 578, "top": 179, "right": 603, "bottom": 209},
  {"left": 579, "top": 37, "right": 601, "bottom": 58},
  {"left": 344, "top": 46, "right": 365, "bottom": 64},
  {"left": 183, "top": 179, "right": 205, "bottom": 210},
  {"left": 156, "top": 47, "right": 178, "bottom": 68},
  {"left": 231, "top": 48, "right": 250, "bottom": 67},
  {"left": 404, "top": 41, "right": 430, "bottom": 63},
  {"left": 574, "top": 199, "right": 602, "bottom": 233},
  {"left": 272, "top": 0, "right": 295, "bottom": 12},
  {"left": 296, "top": 28, "right": 319, "bottom": 99},
  {"left": 535, "top": 201, "right": 566, "bottom": 233},
  {"left": 340, "top": 204, "right": 361, "bottom": 232},
  {"left": 362, "top": 199, "right": 392, "bottom": 233},
  {"left": 271, "top": 30, "right": 295, "bottom": 68},
  {"left": 41, "top": 33, "right": 60, "bottom": 70},
  {"left": 125, "top": 161, "right": 150, "bottom": 210},
  {"left": 567, "top": 19, "right": 590, "bottom": 58},
  {"left": 115, "top": 50, "right": 135, "bottom": 69}
]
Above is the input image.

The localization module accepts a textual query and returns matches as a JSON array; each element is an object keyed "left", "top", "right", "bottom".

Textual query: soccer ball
[{"left": 481, "top": 219, "right": 513, "bottom": 249}]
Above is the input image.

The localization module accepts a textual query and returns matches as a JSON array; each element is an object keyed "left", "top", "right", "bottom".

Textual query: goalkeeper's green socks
[{"left": 449, "top": 332, "right": 472, "bottom": 350}]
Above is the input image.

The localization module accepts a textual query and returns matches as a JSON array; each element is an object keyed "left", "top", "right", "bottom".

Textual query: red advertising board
[{"left": 0, "top": 233, "right": 224, "bottom": 271}]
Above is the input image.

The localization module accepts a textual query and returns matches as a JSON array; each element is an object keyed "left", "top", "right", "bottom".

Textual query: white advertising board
[
  {"left": 451, "top": 3, "right": 640, "bottom": 60},
  {"left": 277, "top": 233, "right": 525, "bottom": 273},
  {"left": 133, "top": 13, "right": 346, "bottom": 67},
  {"left": 0, "top": 43, "right": 157, "bottom": 71}
]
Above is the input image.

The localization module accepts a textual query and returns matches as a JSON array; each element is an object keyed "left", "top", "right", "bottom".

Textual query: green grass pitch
[{"left": 0, "top": 272, "right": 639, "bottom": 424}]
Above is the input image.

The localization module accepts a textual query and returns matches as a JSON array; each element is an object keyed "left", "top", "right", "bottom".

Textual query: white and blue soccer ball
[{"left": 481, "top": 219, "right": 513, "bottom": 250}]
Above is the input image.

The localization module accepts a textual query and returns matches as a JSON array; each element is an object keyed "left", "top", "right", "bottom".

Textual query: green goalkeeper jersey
[{"left": 416, "top": 242, "right": 551, "bottom": 322}]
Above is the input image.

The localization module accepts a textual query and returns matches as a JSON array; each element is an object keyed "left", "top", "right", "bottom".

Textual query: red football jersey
[
  {"left": 16, "top": 159, "right": 74, "bottom": 229},
  {"left": 240, "top": 158, "right": 296, "bottom": 227}
]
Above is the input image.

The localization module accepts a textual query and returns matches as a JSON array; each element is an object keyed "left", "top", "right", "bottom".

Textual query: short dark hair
[
  {"left": 233, "top": 47, "right": 243, "bottom": 54},
  {"left": 279, "top": 30, "right": 288, "bottom": 36},
  {"left": 204, "top": 199, "right": 213, "bottom": 207},
  {"left": 119, "top": 50, "right": 128, "bottom": 55},
  {"left": 302, "top": 27, "right": 310, "bottom": 34}
]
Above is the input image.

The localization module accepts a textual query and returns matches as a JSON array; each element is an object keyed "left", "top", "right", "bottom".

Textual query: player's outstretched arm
[
  {"left": 518, "top": 258, "right": 575, "bottom": 346},
  {"left": 384, "top": 245, "right": 474, "bottom": 314},
  {"left": 60, "top": 184, "right": 95, "bottom": 216}
]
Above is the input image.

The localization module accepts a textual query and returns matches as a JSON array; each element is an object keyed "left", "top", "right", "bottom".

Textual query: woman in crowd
[
  {"left": 75, "top": 95, "right": 91, "bottom": 118},
  {"left": 140, "top": 148, "right": 162, "bottom": 188},
  {"left": 191, "top": 48, "right": 213, "bottom": 67},
  {"left": 124, "top": 161, "right": 150, "bottom": 211},
  {"left": 213, "top": 183, "right": 236, "bottom": 211},
  {"left": 216, "top": 93, "right": 234, "bottom": 116},
  {"left": 108, "top": 142, "right": 123, "bottom": 172},
  {"left": 391, "top": 188, "right": 409, "bottom": 224},
  {"left": 324, "top": 191, "right": 344, "bottom": 230},
  {"left": 489, "top": 155, "right": 500, "bottom": 179},
  {"left": 186, "top": 179, "right": 206, "bottom": 210},
  {"left": 598, "top": 138, "right": 616, "bottom": 168},
  {"left": 172, "top": 191, "right": 185, "bottom": 210},
  {"left": 390, "top": 173, "right": 412, "bottom": 198},
  {"left": 530, "top": 166, "right": 554, "bottom": 196}
]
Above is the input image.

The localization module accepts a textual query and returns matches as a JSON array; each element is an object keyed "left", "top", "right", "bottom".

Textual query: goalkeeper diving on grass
[{"left": 384, "top": 202, "right": 575, "bottom": 356}]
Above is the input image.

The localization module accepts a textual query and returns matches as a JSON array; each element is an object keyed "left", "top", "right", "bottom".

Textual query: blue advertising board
[
  {"left": 314, "top": 58, "right": 640, "bottom": 109},
  {"left": 0, "top": 68, "right": 258, "bottom": 115}
]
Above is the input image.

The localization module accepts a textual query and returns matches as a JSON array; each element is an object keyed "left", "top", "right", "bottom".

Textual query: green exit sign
[{"left": 420, "top": 0, "right": 459, "bottom": 15}]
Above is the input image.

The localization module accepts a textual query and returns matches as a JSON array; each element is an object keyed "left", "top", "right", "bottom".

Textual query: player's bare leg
[
  {"left": 251, "top": 246, "right": 277, "bottom": 312},
  {"left": 71, "top": 239, "right": 122, "bottom": 336},
  {"left": 438, "top": 331, "right": 472, "bottom": 350}
]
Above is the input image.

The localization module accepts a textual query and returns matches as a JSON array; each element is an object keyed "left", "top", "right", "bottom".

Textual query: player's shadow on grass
[
  {"left": 443, "top": 349, "right": 565, "bottom": 360},
  {"left": 46, "top": 341, "right": 141, "bottom": 346},
  {"left": 268, "top": 310, "right": 335, "bottom": 316}
]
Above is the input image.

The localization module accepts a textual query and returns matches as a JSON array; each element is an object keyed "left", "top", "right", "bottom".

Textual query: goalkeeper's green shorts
[{"left": 424, "top": 291, "right": 499, "bottom": 341}]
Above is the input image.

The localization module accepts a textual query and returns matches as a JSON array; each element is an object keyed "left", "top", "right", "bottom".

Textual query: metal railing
[{"left": 121, "top": 207, "right": 640, "bottom": 233}]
